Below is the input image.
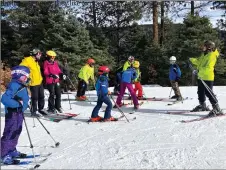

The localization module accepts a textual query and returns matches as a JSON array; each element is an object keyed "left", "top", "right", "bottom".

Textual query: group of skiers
[{"left": 1, "top": 40, "right": 224, "bottom": 165}]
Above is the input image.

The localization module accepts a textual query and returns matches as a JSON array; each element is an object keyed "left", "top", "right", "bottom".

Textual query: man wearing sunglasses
[{"left": 20, "top": 48, "right": 45, "bottom": 117}]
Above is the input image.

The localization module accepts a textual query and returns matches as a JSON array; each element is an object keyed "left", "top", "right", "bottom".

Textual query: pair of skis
[
  {"left": 1, "top": 153, "right": 51, "bottom": 166},
  {"left": 166, "top": 111, "right": 226, "bottom": 123},
  {"left": 39, "top": 112, "right": 79, "bottom": 123}
]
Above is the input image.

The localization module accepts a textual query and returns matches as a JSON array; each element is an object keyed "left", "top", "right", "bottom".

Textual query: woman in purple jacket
[{"left": 44, "top": 50, "right": 63, "bottom": 113}]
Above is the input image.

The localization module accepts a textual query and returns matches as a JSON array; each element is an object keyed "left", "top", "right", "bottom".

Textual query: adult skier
[
  {"left": 43, "top": 50, "right": 63, "bottom": 113},
  {"left": 189, "top": 40, "right": 223, "bottom": 116}
]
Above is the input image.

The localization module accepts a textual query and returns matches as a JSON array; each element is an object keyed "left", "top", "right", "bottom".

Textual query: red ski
[
  {"left": 181, "top": 114, "right": 226, "bottom": 123},
  {"left": 56, "top": 113, "right": 79, "bottom": 117}
]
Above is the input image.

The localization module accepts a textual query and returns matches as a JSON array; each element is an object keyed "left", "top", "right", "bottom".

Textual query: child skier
[
  {"left": 89, "top": 66, "right": 117, "bottom": 122},
  {"left": 169, "top": 56, "right": 182, "bottom": 101},
  {"left": 115, "top": 66, "right": 139, "bottom": 110},
  {"left": 1, "top": 66, "right": 30, "bottom": 165},
  {"left": 43, "top": 50, "right": 63, "bottom": 113},
  {"left": 76, "top": 58, "right": 95, "bottom": 101},
  {"left": 132, "top": 60, "right": 144, "bottom": 100}
]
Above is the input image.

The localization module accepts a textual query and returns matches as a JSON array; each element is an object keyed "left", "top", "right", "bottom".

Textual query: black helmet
[{"left": 204, "top": 40, "right": 215, "bottom": 51}]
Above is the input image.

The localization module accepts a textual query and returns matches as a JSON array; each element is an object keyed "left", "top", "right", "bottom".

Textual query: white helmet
[{"left": 169, "top": 56, "right": 176, "bottom": 64}]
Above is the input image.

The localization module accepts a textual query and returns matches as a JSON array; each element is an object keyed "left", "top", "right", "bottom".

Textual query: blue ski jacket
[
  {"left": 1, "top": 80, "right": 29, "bottom": 113},
  {"left": 121, "top": 68, "right": 137, "bottom": 83},
  {"left": 95, "top": 75, "right": 109, "bottom": 98},
  {"left": 169, "top": 64, "right": 181, "bottom": 81}
]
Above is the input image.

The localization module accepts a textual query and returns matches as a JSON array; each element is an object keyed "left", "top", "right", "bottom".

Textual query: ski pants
[
  {"left": 197, "top": 79, "right": 217, "bottom": 105},
  {"left": 1, "top": 109, "right": 23, "bottom": 157},
  {"left": 133, "top": 82, "right": 143, "bottom": 97},
  {"left": 116, "top": 82, "right": 139, "bottom": 106},
  {"left": 91, "top": 95, "right": 112, "bottom": 119},
  {"left": 76, "top": 79, "right": 87, "bottom": 97},
  {"left": 170, "top": 80, "right": 182, "bottom": 97},
  {"left": 30, "top": 84, "right": 45, "bottom": 113},
  {"left": 46, "top": 83, "right": 62, "bottom": 110}
]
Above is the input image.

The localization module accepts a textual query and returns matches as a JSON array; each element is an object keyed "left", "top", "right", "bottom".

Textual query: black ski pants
[
  {"left": 76, "top": 79, "right": 87, "bottom": 97},
  {"left": 30, "top": 84, "right": 45, "bottom": 113},
  {"left": 197, "top": 79, "right": 217, "bottom": 105},
  {"left": 47, "top": 83, "right": 61, "bottom": 111}
]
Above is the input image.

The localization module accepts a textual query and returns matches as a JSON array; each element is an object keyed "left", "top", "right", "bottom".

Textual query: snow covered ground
[{"left": 1, "top": 86, "right": 226, "bottom": 169}]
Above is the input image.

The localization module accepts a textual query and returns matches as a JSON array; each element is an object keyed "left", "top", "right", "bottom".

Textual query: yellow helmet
[
  {"left": 46, "top": 50, "right": 57, "bottom": 58},
  {"left": 133, "top": 60, "right": 140, "bottom": 68}
]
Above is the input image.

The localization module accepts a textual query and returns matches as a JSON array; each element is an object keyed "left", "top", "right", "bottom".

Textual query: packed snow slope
[{"left": 1, "top": 86, "right": 226, "bottom": 169}]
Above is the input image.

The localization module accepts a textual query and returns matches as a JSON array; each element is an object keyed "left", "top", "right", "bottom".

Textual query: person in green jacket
[
  {"left": 76, "top": 58, "right": 95, "bottom": 101},
  {"left": 189, "top": 40, "right": 223, "bottom": 116},
  {"left": 123, "top": 56, "right": 135, "bottom": 71}
]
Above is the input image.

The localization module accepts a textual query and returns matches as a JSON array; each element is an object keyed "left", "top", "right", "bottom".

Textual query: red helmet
[
  {"left": 87, "top": 58, "right": 95, "bottom": 64},
  {"left": 98, "top": 66, "right": 110, "bottom": 75}
]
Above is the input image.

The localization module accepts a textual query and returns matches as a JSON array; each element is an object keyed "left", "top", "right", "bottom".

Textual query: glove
[
  {"left": 14, "top": 95, "right": 23, "bottom": 108},
  {"left": 50, "top": 74, "right": 59, "bottom": 79},
  {"left": 193, "top": 70, "right": 198, "bottom": 75},
  {"left": 63, "top": 75, "right": 67, "bottom": 80},
  {"left": 175, "top": 77, "right": 180, "bottom": 82}
]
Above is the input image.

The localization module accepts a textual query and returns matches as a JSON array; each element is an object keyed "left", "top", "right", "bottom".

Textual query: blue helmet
[{"left": 11, "top": 66, "right": 30, "bottom": 81}]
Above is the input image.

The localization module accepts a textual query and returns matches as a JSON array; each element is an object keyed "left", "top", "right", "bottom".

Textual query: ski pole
[
  {"left": 30, "top": 101, "right": 36, "bottom": 128},
  {"left": 188, "top": 60, "right": 219, "bottom": 104},
  {"left": 169, "top": 87, "right": 172, "bottom": 98},
  {"left": 200, "top": 78, "right": 218, "bottom": 103},
  {"left": 110, "top": 95, "right": 129, "bottom": 122},
  {"left": 67, "top": 92, "right": 72, "bottom": 110},
  {"left": 22, "top": 114, "right": 40, "bottom": 168},
  {"left": 35, "top": 117, "right": 60, "bottom": 147},
  {"left": 67, "top": 76, "right": 77, "bottom": 90}
]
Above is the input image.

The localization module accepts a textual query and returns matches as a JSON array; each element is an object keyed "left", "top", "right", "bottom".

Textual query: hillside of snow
[{"left": 1, "top": 86, "right": 226, "bottom": 169}]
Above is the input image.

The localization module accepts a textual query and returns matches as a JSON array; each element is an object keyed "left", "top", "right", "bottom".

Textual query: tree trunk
[
  {"left": 117, "top": 1, "right": 120, "bottom": 65},
  {"left": 160, "top": 1, "right": 164, "bottom": 46},
  {"left": 92, "top": 1, "right": 97, "bottom": 27},
  {"left": 191, "top": 1, "right": 195, "bottom": 16},
  {"left": 153, "top": 1, "right": 159, "bottom": 45}
]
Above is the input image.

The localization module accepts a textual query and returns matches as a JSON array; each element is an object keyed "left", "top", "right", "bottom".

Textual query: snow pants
[
  {"left": 91, "top": 96, "right": 112, "bottom": 119},
  {"left": 133, "top": 82, "right": 143, "bottom": 97},
  {"left": 46, "top": 83, "right": 62, "bottom": 111},
  {"left": 76, "top": 79, "right": 87, "bottom": 97},
  {"left": 116, "top": 82, "right": 139, "bottom": 106},
  {"left": 1, "top": 109, "right": 23, "bottom": 157},
  {"left": 197, "top": 79, "right": 216, "bottom": 105}
]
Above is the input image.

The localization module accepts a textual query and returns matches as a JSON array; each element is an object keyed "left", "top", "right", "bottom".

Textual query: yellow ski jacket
[
  {"left": 20, "top": 56, "right": 43, "bottom": 86},
  {"left": 78, "top": 64, "right": 94, "bottom": 83},
  {"left": 189, "top": 49, "right": 219, "bottom": 81}
]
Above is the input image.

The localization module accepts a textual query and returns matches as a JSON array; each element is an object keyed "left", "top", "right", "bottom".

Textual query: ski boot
[
  {"left": 170, "top": 95, "right": 178, "bottom": 99},
  {"left": 134, "top": 105, "right": 139, "bottom": 110},
  {"left": 38, "top": 109, "right": 48, "bottom": 115},
  {"left": 208, "top": 103, "right": 224, "bottom": 117},
  {"left": 1, "top": 154, "right": 20, "bottom": 165},
  {"left": 76, "top": 96, "right": 86, "bottom": 101},
  {"left": 191, "top": 102, "right": 210, "bottom": 112},
  {"left": 113, "top": 103, "right": 123, "bottom": 108},
  {"left": 103, "top": 116, "right": 118, "bottom": 122},
  {"left": 89, "top": 116, "right": 103, "bottom": 122},
  {"left": 10, "top": 149, "right": 27, "bottom": 158},
  {"left": 176, "top": 96, "right": 183, "bottom": 101},
  {"left": 56, "top": 108, "right": 63, "bottom": 113},
  {"left": 31, "top": 112, "right": 41, "bottom": 117}
]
